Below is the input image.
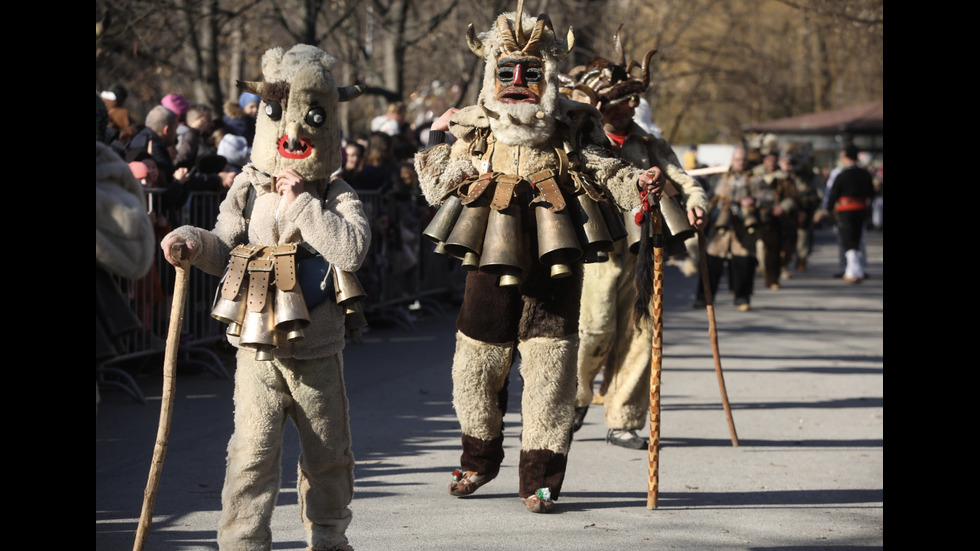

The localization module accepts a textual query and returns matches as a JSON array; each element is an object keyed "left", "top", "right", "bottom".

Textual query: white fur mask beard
[{"left": 481, "top": 84, "right": 558, "bottom": 147}]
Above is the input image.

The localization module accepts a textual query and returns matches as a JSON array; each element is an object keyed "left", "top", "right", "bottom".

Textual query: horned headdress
[{"left": 567, "top": 26, "right": 656, "bottom": 109}]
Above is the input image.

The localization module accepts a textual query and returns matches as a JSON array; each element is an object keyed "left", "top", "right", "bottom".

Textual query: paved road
[{"left": 96, "top": 227, "right": 883, "bottom": 550}]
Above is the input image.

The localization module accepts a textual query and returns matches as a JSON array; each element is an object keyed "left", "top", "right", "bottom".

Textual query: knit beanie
[
  {"left": 238, "top": 92, "right": 261, "bottom": 110},
  {"left": 217, "top": 134, "right": 250, "bottom": 168},
  {"left": 161, "top": 93, "right": 190, "bottom": 117}
]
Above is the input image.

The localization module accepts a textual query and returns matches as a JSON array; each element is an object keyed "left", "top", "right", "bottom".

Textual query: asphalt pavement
[{"left": 96, "top": 227, "right": 883, "bottom": 551}]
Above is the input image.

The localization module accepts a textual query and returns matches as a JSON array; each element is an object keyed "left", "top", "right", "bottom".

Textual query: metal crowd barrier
[{"left": 99, "top": 186, "right": 463, "bottom": 403}]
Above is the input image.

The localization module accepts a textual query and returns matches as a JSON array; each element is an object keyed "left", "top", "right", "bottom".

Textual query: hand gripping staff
[{"left": 133, "top": 243, "right": 189, "bottom": 551}]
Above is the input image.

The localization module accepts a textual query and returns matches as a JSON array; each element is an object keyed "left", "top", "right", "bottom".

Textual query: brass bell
[
  {"left": 345, "top": 302, "right": 368, "bottom": 340},
  {"left": 534, "top": 199, "right": 582, "bottom": 278},
  {"left": 624, "top": 207, "right": 643, "bottom": 254},
  {"left": 239, "top": 299, "right": 277, "bottom": 361},
  {"left": 479, "top": 205, "right": 523, "bottom": 287},
  {"left": 444, "top": 199, "right": 491, "bottom": 268},
  {"left": 460, "top": 252, "right": 480, "bottom": 271},
  {"left": 226, "top": 322, "right": 243, "bottom": 338},
  {"left": 211, "top": 280, "right": 247, "bottom": 329},
  {"left": 659, "top": 195, "right": 695, "bottom": 244},
  {"left": 550, "top": 263, "right": 572, "bottom": 278},
  {"left": 568, "top": 193, "right": 614, "bottom": 261},
  {"left": 333, "top": 268, "right": 366, "bottom": 307},
  {"left": 274, "top": 287, "right": 310, "bottom": 342},
  {"left": 598, "top": 197, "right": 629, "bottom": 242},
  {"left": 422, "top": 195, "right": 464, "bottom": 254}
]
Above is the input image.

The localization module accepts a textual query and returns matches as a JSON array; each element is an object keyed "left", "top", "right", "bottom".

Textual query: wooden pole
[
  {"left": 133, "top": 244, "right": 190, "bottom": 551},
  {"left": 647, "top": 209, "right": 664, "bottom": 509},
  {"left": 696, "top": 231, "right": 739, "bottom": 447}
]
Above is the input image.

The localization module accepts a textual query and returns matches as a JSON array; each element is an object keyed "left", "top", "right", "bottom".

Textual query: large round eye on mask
[
  {"left": 497, "top": 68, "right": 514, "bottom": 83},
  {"left": 265, "top": 101, "right": 283, "bottom": 121},
  {"left": 305, "top": 106, "right": 326, "bottom": 128}
]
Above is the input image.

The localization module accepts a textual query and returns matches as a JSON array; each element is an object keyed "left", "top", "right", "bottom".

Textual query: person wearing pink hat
[{"left": 160, "top": 93, "right": 189, "bottom": 120}]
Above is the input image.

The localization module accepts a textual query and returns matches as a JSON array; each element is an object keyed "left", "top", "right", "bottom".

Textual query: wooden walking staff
[
  {"left": 646, "top": 204, "right": 664, "bottom": 509},
  {"left": 696, "top": 231, "right": 739, "bottom": 447},
  {"left": 133, "top": 244, "right": 190, "bottom": 551}
]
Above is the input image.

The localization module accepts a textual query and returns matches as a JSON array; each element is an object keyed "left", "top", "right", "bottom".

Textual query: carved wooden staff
[
  {"left": 134, "top": 244, "right": 189, "bottom": 551},
  {"left": 697, "top": 231, "right": 739, "bottom": 447},
  {"left": 647, "top": 206, "right": 664, "bottom": 509}
]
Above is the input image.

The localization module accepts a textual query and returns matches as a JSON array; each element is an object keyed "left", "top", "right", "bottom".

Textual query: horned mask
[
  {"left": 466, "top": 0, "right": 574, "bottom": 145},
  {"left": 567, "top": 27, "right": 656, "bottom": 111},
  {"left": 238, "top": 44, "right": 363, "bottom": 182}
]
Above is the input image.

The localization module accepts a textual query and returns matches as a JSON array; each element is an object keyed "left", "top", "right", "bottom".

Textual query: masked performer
[
  {"left": 561, "top": 35, "right": 708, "bottom": 449},
  {"left": 162, "top": 45, "right": 368, "bottom": 551},
  {"left": 415, "top": 0, "right": 667, "bottom": 513}
]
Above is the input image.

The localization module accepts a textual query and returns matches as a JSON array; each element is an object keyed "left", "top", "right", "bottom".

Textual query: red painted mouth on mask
[
  {"left": 497, "top": 87, "right": 539, "bottom": 104},
  {"left": 277, "top": 136, "right": 314, "bottom": 159}
]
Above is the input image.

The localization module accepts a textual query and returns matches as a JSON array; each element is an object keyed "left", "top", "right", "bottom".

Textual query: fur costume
[
  {"left": 696, "top": 148, "right": 763, "bottom": 308},
  {"left": 577, "top": 122, "right": 708, "bottom": 432},
  {"left": 415, "top": 2, "right": 664, "bottom": 513},
  {"left": 565, "top": 44, "right": 709, "bottom": 439},
  {"left": 163, "top": 44, "right": 368, "bottom": 550}
]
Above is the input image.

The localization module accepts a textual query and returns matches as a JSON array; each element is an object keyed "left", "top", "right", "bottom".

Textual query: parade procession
[{"left": 97, "top": 1, "right": 882, "bottom": 549}]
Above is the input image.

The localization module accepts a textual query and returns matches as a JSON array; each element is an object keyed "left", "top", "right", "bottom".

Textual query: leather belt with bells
[{"left": 222, "top": 244, "right": 262, "bottom": 300}]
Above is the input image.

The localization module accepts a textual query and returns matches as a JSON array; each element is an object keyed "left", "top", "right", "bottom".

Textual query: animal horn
[
  {"left": 237, "top": 80, "right": 264, "bottom": 96},
  {"left": 640, "top": 48, "right": 657, "bottom": 91},
  {"left": 466, "top": 24, "right": 484, "bottom": 58},
  {"left": 574, "top": 84, "right": 598, "bottom": 106},
  {"left": 523, "top": 15, "right": 549, "bottom": 55},
  {"left": 338, "top": 84, "right": 365, "bottom": 102},
  {"left": 614, "top": 24, "right": 626, "bottom": 66},
  {"left": 497, "top": 15, "right": 520, "bottom": 53},
  {"left": 562, "top": 27, "right": 575, "bottom": 60},
  {"left": 515, "top": 0, "right": 526, "bottom": 46}
]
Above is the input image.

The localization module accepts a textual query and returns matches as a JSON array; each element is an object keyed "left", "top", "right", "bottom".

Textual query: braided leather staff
[
  {"left": 134, "top": 244, "right": 189, "bottom": 551},
  {"left": 697, "top": 231, "right": 739, "bottom": 447}
]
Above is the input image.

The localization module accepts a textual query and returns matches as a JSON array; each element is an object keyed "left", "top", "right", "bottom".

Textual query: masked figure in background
[
  {"left": 162, "top": 45, "right": 369, "bottom": 551},
  {"left": 696, "top": 146, "right": 763, "bottom": 311},
  {"left": 415, "top": 0, "right": 666, "bottom": 514},
  {"left": 560, "top": 33, "right": 708, "bottom": 450}
]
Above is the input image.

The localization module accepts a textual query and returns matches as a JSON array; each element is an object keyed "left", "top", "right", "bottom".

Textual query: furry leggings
[
  {"left": 218, "top": 351, "right": 354, "bottom": 551},
  {"left": 576, "top": 248, "right": 653, "bottom": 430},
  {"left": 451, "top": 268, "right": 581, "bottom": 499}
]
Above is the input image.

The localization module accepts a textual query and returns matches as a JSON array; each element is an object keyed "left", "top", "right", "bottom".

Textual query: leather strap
[
  {"left": 462, "top": 172, "right": 495, "bottom": 205},
  {"left": 222, "top": 244, "right": 261, "bottom": 300},
  {"left": 530, "top": 169, "right": 565, "bottom": 212},
  {"left": 491, "top": 174, "right": 520, "bottom": 210},
  {"left": 272, "top": 243, "right": 298, "bottom": 291},
  {"left": 246, "top": 250, "right": 274, "bottom": 312},
  {"left": 568, "top": 170, "right": 602, "bottom": 201}
]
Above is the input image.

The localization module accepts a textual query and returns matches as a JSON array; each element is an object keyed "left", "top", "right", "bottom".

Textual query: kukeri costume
[
  {"left": 696, "top": 151, "right": 763, "bottom": 310},
  {"left": 415, "top": 1, "right": 662, "bottom": 513},
  {"left": 561, "top": 44, "right": 709, "bottom": 448},
  {"left": 163, "top": 45, "right": 368, "bottom": 551}
]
